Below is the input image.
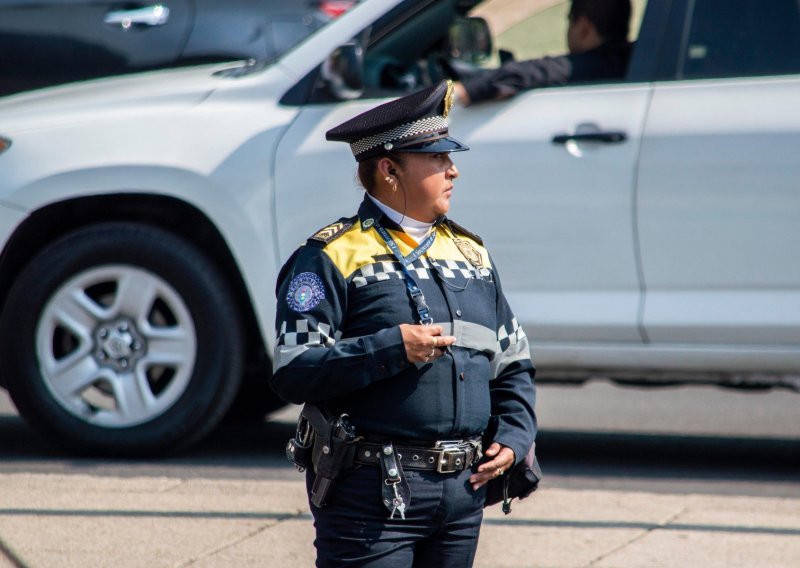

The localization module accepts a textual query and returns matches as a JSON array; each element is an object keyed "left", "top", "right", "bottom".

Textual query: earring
[{"left": 385, "top": 176, "right": 391, "bottom": 182}]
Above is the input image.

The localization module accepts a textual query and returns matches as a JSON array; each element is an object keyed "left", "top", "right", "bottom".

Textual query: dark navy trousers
[{"left": 307, "top": 464, "right": 486, "bottom": 567}]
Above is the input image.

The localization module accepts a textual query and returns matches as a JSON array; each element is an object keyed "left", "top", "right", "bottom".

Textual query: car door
[
  {"left": 0, "top": 0, "right": 192, "bottom": 96},
  {"left": 636, "top": 0, "right": 800, "bottom": 346}
]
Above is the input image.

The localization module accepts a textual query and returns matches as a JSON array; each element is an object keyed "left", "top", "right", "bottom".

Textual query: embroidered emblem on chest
[
  {"left": 286, "top": 272, "right": 325, "bottom": 312},
  {"left": 454, "top": 239, "right": 483, "bottom": 268}
]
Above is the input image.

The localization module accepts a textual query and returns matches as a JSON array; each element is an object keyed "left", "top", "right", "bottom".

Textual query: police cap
[{"left": 326, "top": 80, "right": 469, "bottom": 162}]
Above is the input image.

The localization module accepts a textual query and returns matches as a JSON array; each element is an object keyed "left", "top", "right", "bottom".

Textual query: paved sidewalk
[{"left": 0, "top": 473, "right": 798, "bottom": 567}]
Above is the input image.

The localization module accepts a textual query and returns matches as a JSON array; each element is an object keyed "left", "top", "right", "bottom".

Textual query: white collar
[{"left": 367, "top": 193, "right": 434, "bottom": 241}]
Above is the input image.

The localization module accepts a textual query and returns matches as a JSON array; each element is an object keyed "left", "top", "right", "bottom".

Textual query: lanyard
[{"left": 373, "top": 221, "right": 436, "bottom": 325}]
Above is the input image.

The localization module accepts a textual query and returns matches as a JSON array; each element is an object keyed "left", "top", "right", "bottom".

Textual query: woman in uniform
[{"left": 271, "top": 80, "right": 537, "bottom": 567}]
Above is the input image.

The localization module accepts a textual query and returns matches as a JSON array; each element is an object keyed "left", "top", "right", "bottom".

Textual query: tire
[
  {"left": 224, "top": 377, "right": 287, "bottom": 425},
  {"left": 0, "top": 222, "right": 244, "bottom": 455}
]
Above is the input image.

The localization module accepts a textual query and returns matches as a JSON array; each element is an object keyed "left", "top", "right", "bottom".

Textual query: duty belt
[{"left": 354, "top": 439, "right": 482, "bottom": 474}]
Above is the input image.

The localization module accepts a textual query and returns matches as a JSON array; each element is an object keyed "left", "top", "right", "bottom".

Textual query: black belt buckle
[{"left": 434, "top": 440, "right": 467, "bottom": 474}]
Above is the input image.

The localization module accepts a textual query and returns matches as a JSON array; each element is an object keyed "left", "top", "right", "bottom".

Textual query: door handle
[
  {"left": 552, "top": 131, "right": 627, "bottom": 145},
  {"left": 104, "top": 5, "right": 171, "bottom": 28}
]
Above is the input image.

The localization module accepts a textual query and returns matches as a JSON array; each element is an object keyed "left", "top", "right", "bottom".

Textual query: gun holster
[
  {"left": 286, "top": 403, "right": 359, "bottom": 508},
  {"left": 286, "top": 410, "right": 314, "bottom": 472}
]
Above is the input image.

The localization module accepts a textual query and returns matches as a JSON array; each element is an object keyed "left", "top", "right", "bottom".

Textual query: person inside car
[{"left": 453, "top": 0, "right": 632, "bottom": 105}]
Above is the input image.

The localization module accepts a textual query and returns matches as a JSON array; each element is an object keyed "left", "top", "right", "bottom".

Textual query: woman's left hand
[{"left": 470, "top": 443, "right": 515, "bottom": 491}]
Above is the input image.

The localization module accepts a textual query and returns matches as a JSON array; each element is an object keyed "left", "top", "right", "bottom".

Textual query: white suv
[{"left": 0, "top": 0, "right": 798, "bottom": 454}]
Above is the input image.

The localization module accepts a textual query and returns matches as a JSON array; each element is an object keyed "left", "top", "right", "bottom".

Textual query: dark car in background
[{"left": 0, "top": 0, "right": 356, "bottom": 97}]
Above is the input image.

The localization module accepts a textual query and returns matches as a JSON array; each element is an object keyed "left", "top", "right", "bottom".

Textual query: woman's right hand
[{"left": 399, "top": 324, "right": 456, "bottom": 363}]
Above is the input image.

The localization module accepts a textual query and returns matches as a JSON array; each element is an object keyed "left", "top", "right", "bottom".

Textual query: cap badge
[
  {"left": 443, "top": 80, "right": 455, "bottom": 118},
  {"left": 454, "top": 238, "right": 483, "bottom": 268}
]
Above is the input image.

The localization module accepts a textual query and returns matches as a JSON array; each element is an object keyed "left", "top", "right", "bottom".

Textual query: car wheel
[
  {"left": 0, "top": 222, "right": 244, "bottom": 455},
  {"left": 224, "top": 378, "right": 287, "bottom": 425}
]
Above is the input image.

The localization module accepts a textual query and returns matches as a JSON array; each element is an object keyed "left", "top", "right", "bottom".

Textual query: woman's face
[{"left": 393, "top": 152, "right": 459, "bottom": 222}]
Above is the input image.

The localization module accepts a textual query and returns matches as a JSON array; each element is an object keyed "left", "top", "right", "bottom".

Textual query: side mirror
[
  {"left": 321, "top": 41, "right": 365, "bottom": 100},
  {"left": 448, "top": 17, "right": 492, "bottom": 64}
]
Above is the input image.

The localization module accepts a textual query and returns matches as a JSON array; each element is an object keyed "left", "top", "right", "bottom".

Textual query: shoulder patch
[
  {"left": 308, "top": 216, "right": 357, "bottom": 246},
  {"left": 446, "top": 219, "right": 483, "bottom": 245},
  {"left": 286, "top": 272, "right": 326, "bottom": 312}
]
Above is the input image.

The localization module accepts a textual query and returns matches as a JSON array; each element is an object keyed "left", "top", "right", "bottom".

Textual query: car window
[
  {"left": 469, "top": 0, "right": 647, "bottom": 72},
  {"left": 309, "top": 0, "right": 648, "bottom": 104},
  {"left": 356, "top": 0, "right": 468, "bottom": 95},
  {"left": 681, "top": 0, "right": 800, "bottom": 79},
  {"left": 356, "top": 0, "right": 650, "bottom": 94}
]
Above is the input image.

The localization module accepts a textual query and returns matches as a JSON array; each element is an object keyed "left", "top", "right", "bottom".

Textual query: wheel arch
[{"left": 0, "top": 193, "right": 271, "bottom": 390}]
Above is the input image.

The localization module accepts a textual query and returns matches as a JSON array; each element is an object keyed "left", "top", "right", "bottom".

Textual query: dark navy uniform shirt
[{"left": 271, "top": 196, "right": 537, "bottom": 464}]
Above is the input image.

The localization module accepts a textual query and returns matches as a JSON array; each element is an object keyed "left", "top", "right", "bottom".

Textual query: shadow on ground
[{"left": 1, "top": 412, "right": 798, "bottom": 496}]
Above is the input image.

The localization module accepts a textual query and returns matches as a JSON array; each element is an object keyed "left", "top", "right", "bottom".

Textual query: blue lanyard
[{"left": 373, "top": 221, "right": 436, "bottom": 325}]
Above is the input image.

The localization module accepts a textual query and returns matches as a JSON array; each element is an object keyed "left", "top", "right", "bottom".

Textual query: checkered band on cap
[{"left": 350, "top": 115, "right": 448, "bottom": 157}]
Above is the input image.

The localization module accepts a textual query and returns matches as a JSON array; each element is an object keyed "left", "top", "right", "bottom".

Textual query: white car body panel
[{"left": 638, "top": 76, "right": 800, "bottom": 347}]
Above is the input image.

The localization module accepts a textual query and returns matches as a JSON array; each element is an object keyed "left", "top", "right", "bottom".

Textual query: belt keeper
[{"left": 379, "top": 443, "right": 410, "bottom": 519}]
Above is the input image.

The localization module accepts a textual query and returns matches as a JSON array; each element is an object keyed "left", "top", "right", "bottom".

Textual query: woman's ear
[{"left": 377, "top": 157, "right": 394, "bottom": 178}]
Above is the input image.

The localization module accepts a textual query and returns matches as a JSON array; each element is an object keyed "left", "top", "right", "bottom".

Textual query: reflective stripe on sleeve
[
  {"left": 491, "top": 334, "right": 532, "bottom": 380},
  {"left": 273, "top": 320, "right": 343, "bottom": 372}
]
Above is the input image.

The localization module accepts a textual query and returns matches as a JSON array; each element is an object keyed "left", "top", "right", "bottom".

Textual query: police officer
[{"left": 271, "top": 80, "right": 537, "bottom": 567}]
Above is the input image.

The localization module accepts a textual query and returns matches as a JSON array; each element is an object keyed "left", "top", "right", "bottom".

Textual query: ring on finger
[{"left": 433, "top": 336, "right": 438, "bottom": 348}]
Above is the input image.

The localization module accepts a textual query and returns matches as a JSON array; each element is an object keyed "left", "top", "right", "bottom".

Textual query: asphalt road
[{"left": 1, "top": 383, "right": 798, "bottom": 498}]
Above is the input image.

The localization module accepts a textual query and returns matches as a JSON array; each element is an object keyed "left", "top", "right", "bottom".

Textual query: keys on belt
[{"left": 355, "top": 439, "right": 482, "bottom": 473}]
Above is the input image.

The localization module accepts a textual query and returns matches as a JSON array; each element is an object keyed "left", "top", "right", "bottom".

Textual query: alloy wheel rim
[{"left": 36, "top": 265, "right": 197, "bottom": 428}]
